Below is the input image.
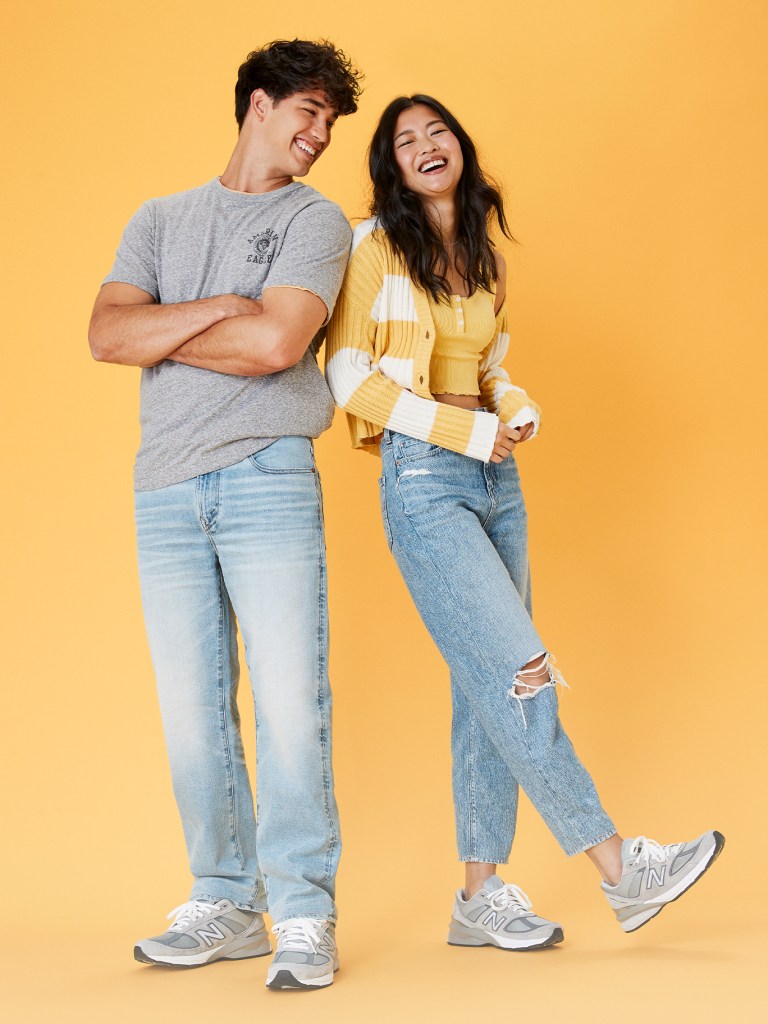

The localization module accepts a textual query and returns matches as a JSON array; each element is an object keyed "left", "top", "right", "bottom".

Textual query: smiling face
[
  {"left": 257, "top": 88, "right": 338, "bottom": 178},
  {"left": 393, "top": 103, "right": 464, "bottom": 202}
]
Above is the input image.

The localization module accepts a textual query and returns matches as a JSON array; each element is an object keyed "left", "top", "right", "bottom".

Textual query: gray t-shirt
[{"left": 104, "top": 178, "right": 351, "bottom": 490}]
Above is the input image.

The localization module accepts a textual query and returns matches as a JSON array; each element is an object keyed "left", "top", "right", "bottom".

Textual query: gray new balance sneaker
[
  {"left": 266, "top": 918, "right": 339, "bottom": 989},
  {"left": 134, "top": 898, "right": 271, "bottom": 967},
  {"left": 448, "top": 876, "right": 564, "bottom": 951},
  {"left": 602, "top": 830, "right": 726, "bottom": 933}
]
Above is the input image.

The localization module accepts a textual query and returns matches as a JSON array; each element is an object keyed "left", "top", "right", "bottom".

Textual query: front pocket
[
  {"left": 393, "top": 436, "right": 443, "bottom": 465},
  {"left": 248, "top": 436, "right": 316, "bottom": 474}
]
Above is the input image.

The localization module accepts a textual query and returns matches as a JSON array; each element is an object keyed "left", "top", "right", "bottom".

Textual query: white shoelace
[
  {"left": 166, "top": 899, "right": 222, "bottom": 932},
  {"left": 272, "top": 918, "right": 324, "bottom": 951},
  {"left": 486, "top": 883, "right": 534, "bottom": 916},
  {"left": 628, "top": 836, "right": 684, "bottom": 866}
]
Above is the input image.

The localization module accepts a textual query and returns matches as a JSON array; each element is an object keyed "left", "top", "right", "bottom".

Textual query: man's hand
[
  {"left": 214, "top": 295, "right": 264, "bottom": 318},
  {"left": 490, "top": 421, "right": 535, "bottom": 464}
]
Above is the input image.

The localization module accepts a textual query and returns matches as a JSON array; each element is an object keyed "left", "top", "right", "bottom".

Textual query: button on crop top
[{"left": 427, "top": 289, "right": 498, "bottom": 396}]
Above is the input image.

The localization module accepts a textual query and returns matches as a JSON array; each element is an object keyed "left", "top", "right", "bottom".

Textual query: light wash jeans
[
  {"left": 379, "top": 430, "right": 615, "bottom": 861},
  {"left": 135, "top": 437, "right": 340, "bottom": 923}
]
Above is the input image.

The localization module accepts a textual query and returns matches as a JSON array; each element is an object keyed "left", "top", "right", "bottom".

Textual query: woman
[{"left": 325, "top": 95, "right": 723, "bottom": 949}]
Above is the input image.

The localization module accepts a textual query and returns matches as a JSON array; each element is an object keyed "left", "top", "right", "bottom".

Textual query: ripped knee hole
[{"left": 510, "top": 652, "right": 567, "bottom": 698}]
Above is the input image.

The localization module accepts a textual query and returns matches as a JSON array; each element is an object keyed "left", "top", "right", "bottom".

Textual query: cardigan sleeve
[
  {"left": 477, "top": 303, "right": 542, "bottom": 437},
  {"left": 325, "top": 235, "right": 500, "bottom": 461}
]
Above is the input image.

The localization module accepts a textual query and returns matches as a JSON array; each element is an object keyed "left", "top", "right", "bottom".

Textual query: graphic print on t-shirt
[{"left": 247, "top": 228, "right": 279, "bottom": 264}]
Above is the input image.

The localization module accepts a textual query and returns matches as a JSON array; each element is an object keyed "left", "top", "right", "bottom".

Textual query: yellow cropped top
[{"left": 427, "top": 289, "right": 498, "bottom": 396}]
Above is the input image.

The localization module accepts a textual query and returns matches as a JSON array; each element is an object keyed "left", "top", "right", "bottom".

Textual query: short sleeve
[
  {"left": 102, "top": 201, "right": 159, "bottom": 299},
  {"left": 263, "top": 202, "right": 352, "bottom": 324}
]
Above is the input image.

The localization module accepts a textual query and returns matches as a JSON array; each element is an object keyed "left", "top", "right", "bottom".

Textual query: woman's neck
[{"left": 424, "top": 197, "right": 458, "bottom": 245}]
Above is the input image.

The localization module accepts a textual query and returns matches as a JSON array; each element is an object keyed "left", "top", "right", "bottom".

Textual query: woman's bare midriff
[{"left": 432, "top": 393, "right": 483, "bottom": 410}]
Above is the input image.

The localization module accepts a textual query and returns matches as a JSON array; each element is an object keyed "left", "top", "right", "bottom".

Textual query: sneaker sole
[
  {"left": 134, "top": 934, "right": 272, "bottom": 968},
  {"left": 447, "top": 921, "right": 564, "bottom": 951},
  {"left": 620, "top": 830, "right": 726, "bottom": 934},
  {"left": 266, "top": 963, "right": 339, "bottom": 990}
]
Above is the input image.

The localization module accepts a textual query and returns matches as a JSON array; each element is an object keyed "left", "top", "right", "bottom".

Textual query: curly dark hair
[
  {"left": 235, "top": 39, "right": 363, "bottom": 130},
  {"left": 369, "top": 95, "right": 513, "bottom": 302}
]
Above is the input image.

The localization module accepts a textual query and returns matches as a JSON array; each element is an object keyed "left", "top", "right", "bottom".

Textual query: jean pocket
[
  {"left": 393, "top": 435, "right": 443, "bottom": 465},
  {"left": 248, "top": 436, "right": 315, "bottom": 474}
]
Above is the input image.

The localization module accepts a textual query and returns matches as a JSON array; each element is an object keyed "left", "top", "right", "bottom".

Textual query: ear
[{"left": 249, "top": 88, "right": 272, "bottom": 123}]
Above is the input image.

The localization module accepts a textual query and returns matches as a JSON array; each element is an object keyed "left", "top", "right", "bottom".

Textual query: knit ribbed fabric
[
  {"left": 325, "top": 218, "right": 541, "bottom": 462},
  {"left": 428, "top": 291, "right": 497, "bottom": 397}
]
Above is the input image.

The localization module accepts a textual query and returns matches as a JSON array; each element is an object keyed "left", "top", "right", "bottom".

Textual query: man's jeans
[
  {"left": 135, "top": 437, "right": 340, "bottom": 923},
  {"left": 379, "top": 430, "right": 615, "bottom": 862}
]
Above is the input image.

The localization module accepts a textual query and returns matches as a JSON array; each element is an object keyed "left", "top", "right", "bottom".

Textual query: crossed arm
[{"left": 88, "top": 283, "right": 328, "bottom": 376}]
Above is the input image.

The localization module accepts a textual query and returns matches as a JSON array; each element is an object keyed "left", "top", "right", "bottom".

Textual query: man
[{"left": 89, "top": 39, "right": 362, "bottom": 990}]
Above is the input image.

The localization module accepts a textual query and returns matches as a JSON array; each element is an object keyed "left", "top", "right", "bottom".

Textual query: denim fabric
[
  {"left": 379, "top": 431, "right": 615, "bottom": 859},
  {"left": 135, "top": 437, "right": 340, "bottom": 923}
]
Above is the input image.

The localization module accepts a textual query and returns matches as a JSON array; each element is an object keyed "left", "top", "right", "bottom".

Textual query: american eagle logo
[{"left": 247, "top": 229, "right": 278, "bottom": 263}]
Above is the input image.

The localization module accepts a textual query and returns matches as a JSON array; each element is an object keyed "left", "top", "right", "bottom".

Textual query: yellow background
[{"left": 1, "top": 1, "right": 766, "bottom": 1020}]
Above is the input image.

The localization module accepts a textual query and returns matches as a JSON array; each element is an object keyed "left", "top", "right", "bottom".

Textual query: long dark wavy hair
[{"left": 368, "top": 95, "right": 513, "bottom": 302}]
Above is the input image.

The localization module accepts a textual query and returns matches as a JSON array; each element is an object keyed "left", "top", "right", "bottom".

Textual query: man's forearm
[
  {"left": 169, "top": 314, "right": 296, "bottom": 377},
  {"left": 168, "top": 286, "right": 327, "bottom": 377},
  {"left": 89, "top": 294, "right": 262, "bottom": 368}
]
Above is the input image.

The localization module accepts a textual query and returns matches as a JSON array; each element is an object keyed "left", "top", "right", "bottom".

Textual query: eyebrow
[
  {"left": 299, "top": 95, "right": 339, "bottom": 119},
  {"left": 394, "top": 118, "right": 446, "bottom": 141}
]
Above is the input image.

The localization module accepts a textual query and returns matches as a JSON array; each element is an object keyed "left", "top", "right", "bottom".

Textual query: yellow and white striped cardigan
[{"left": 325, "top": 218, "right": 541, "bottom": 462}]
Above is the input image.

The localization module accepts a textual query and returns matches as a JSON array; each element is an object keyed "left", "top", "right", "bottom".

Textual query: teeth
[
  {"left": 419, "top": 159, "right": 446, "bottom": 172},
  {"left": 296, "top": 140, "right": 317, "bottom": 156}
]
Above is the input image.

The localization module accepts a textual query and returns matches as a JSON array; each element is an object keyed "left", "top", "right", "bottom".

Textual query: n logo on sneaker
[
  {"left": 482, "top": 911, "right": 506, "bottom": 930},
  {"left": 196, "top": 923, "right": 226, "bottom": 947},
  {"left": 647, "top": 866, "right": 666, "bottom": 888}
]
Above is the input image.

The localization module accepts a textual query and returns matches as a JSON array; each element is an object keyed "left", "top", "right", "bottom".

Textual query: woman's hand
[{"left": 490, "top": 422, "right": 535, "bottom": 463}]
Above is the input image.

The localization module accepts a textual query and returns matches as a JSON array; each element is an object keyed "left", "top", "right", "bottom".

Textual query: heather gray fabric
[{"left": 104, "top": 178, "right": 351, "bottom": 490}]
